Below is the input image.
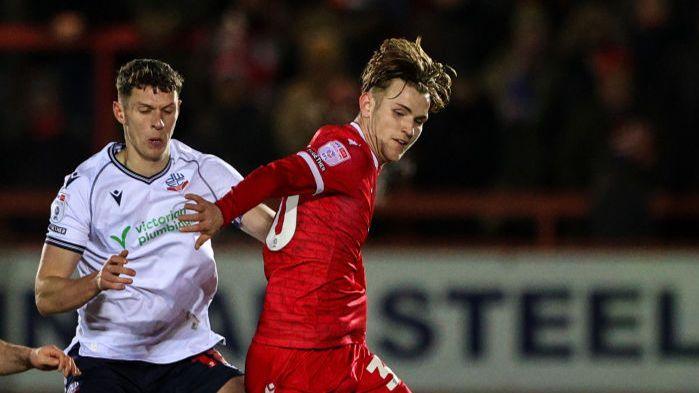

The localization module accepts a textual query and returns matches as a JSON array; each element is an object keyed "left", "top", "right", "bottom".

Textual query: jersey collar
[
  {"left": 350, "top": 122, "right": 379, "bottom": 169},
  {"left": 109, "top": 143, "right": 173, "bottom": 184}
]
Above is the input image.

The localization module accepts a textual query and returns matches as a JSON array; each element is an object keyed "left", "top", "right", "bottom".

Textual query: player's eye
[
  {"left": 138, "top": 108, "right": 151, "bottom": 114},
  {"left": 393, "top": 110, "right": 405, "bottom": 117}
]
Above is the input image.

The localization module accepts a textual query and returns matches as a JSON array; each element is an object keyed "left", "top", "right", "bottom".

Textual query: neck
[
  {"left": 354, "top": 115, "right": 384, "bottom": 164},
  {"left": 117, "top": 145, "right": 170, "bottom": 177}
]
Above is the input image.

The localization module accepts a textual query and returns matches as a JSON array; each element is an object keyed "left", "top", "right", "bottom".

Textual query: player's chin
[
  {"left": 144, "top": 143, "right": 167, "bottom": 158},
  {"left": 385, "top": 151, "right": 403, "bottom": 163}
]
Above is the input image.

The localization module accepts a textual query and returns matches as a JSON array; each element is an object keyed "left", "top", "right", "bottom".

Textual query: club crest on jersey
[
  {"left": 165, "top": 172, "right": 189, "bottom": 192},
  {"left": 318, "top": 140, "right": 350, "bottom": 167}
]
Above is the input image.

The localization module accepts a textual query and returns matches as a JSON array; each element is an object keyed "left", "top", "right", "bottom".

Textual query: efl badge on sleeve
[
  {"left": 50, "top": 193, "right": 68, "bottom": 223},
  {"left": 318, "top": 140, "right": 350, "bottom": 167}
]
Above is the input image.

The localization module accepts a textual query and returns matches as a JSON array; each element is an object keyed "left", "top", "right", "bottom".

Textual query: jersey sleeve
[
  {"left": 44, "top": 172, "right": 91, "bottom": 254},
  {"left": 214, "top": 126, "right": 370, "bottom": 227},
  {"left": 298, "top": 127, "right": 370, "bottom": 195},
  {"left": 198, "top": 155, "right": 245, "bottom": 227}
]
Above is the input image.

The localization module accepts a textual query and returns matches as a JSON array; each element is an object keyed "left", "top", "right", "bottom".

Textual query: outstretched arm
[
  {"left": 0, "top": 340, "right": 80, "bottom": 377},
  {"left": 179, "top": 153, "right": 316, "bottom": 248},
  {"left": 215, "top": 153, "right": 317, "bottom": 225}
]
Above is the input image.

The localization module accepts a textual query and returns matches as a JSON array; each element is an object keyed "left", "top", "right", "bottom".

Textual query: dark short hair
[
  {"left": 361, "top": 37, "right": 455, "bottom": 113},
  {"left": 116, "top": 59, "right": 184, "bottom": 99}
]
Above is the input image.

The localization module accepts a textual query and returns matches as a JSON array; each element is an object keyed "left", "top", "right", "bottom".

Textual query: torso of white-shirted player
[{"left": 45, "top": 139, "right": 243, "bottom": 363}]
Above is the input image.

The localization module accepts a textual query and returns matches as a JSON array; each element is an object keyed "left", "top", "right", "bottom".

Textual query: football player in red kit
[{"left": 180, "top": 37, "right": 454, "bottom": 392}]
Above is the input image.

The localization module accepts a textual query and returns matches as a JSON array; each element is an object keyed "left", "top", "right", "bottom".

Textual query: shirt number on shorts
[
  {"left": 266, "top": 195, "right": 299, "bottom": 251},
  {"left": 366, "top": 355, "right": 401, "bottom": 391}
]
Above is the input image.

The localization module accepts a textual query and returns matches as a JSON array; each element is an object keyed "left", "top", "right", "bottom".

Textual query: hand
[
  {"left": 29, "top": 345, "right": 81, "bottom": 377},
  {"left": 178, "top": 193, "right": 224, "bottom": 250},
  {"left": 94, "top": 250, "right": 135, "bottom": 291}
]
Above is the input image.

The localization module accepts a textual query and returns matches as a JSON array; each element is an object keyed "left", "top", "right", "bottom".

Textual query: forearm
[
  {"left": 241, "top": 204, "right": 276, "bottom": 243},
  {"left": 0, "top": 340, "right": 32, "bottom": 375},
  {"left": 35, "top": 272, "right": 100, "bottom": 315},
  {"left": 217, "top": 154, "right": 315, "bottom": 226}
]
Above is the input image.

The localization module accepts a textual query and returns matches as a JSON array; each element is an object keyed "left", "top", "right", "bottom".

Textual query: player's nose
[
  {"left": 153, "top": 118, "right": 165, "bottom": 130},
  {"left": 402, "top": 125, "right": 415, "bottom": 139}
]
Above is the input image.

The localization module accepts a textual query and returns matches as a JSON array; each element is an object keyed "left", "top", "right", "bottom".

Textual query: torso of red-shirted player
[{"left": 254, "top": 122, "right": 381, "bottom": 349}]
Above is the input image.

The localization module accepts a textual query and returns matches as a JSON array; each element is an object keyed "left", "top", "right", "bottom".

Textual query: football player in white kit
[{"left": 34, "top": 59, "right": 273, "bottom": 393}]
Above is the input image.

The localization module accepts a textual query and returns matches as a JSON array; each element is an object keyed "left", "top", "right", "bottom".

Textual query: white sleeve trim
[{"left": 297, "top": 151, "right": 324, "bottom": 195}]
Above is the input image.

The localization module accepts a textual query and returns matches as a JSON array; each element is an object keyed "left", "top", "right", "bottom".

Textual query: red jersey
[{"left": 215, "top": 122, "right": 380, "bottom": 349}]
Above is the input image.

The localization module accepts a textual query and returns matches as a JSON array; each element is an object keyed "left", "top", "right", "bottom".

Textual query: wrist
[
  {"left": 25, "top": 347, "right": 37, "bottom": 369},
  {"left": 88, "top": 272, "right": 102, "bottom": 293},
  {"left": 215, "top": 196, "right": 235, "bottom": 228}
]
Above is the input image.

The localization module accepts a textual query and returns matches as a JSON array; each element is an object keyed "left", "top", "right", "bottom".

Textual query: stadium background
[{"left": 1, "top": 0, "right": 699, "bottom": 392}]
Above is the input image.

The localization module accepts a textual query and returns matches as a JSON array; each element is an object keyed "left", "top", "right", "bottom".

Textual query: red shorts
[{"left": 244, "top": 341, "right": 411, "bottom": 393}]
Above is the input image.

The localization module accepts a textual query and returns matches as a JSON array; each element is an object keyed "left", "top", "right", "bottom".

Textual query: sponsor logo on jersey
[
  {"left": 50, "top": 193, "right": 68, "bottom": 223},
  {"left": 110, "top": 190, "right": 123, "bottom": 205},
  {"left": 48, "top": 223, "right": 67, "bottom": 235},
  {"left": 319, "top": 140, "right": 350, "bottom": 167},
  {"left": 348, "top": 138, "right": 360, "bottom": 147},
  {"left": 108, "top": 207, "right": 195, "bottom": 249},
  {"left": 134, "top": 208, "right": 193, "bottom": 246},
  {"left": 109, "top": 226, "right": 131, "bottom": 249},
  {"left": 165, "top": 172, "right": 189, "bottom": 192},
  {"left": 306, "top": 148, "right": 326, "bottom": 172},
  {"left": 64, "top": 172, "right": 80, "bottom": 188}
]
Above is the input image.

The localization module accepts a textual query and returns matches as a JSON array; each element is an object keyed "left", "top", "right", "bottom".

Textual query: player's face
[
  {"left": 362, "top": 78, "right": 430, "bottom": 163},
  {"left": 114, "top": 86, "right": 180, "bottom": 163}
]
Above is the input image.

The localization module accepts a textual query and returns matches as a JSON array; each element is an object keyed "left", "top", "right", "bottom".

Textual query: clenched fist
[{"left": 30, "top": 345, "right": 81, "bottom": 377}]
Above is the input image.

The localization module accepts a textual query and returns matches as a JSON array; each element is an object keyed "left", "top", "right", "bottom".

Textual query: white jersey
[{"left": 45, "top": 139, "right": 243, "bottom": 363}]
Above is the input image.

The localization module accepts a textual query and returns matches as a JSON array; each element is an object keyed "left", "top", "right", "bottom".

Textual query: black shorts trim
[{"left": 65, "top": 344, "right": 242, "bottom": 393}]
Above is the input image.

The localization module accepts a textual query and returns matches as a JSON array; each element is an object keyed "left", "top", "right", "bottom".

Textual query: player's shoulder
[
  {"left": 58, "top": 142, "right": 115, "bottom": 191},
  {"left": 310, "top": 123, "right": 365, "bottom": 154},
  {"left": 171, "top": 139, "right": 243, "bottom": 180},
  {"left": 310, "top": 123, "right": 357, "bottom": 144},
  {"left": 170, "top": 139, "right": 206, "bottom": 162},
  {"left": 310, "top": 123, "right": 372, "bottom": 169}
]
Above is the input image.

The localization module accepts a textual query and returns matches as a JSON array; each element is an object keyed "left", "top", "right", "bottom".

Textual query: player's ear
[
  {"left": 359, "top": 91, "right": 373, "bottom": 118},
  {"left": 113, "top": 100, "right": 126, "bottom": 125}
]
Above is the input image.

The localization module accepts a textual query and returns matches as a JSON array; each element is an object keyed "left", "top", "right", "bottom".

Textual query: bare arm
[
  {"left": 35, "top": 244, "right": 135, "bottom": 315},
  {"left": 35, "top": 244, "right": 97, "bottom": 315},
  {"left": 0, "top": 340, "right": 80, "bottom": 377},
  {"left": 240, "top": 204, "right": 275, "bottom": 243},
  {"left": 0, "top": 340, "right": 33, "bottom": 375}
]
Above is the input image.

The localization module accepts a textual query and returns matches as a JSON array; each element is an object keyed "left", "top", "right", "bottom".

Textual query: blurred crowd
[{"left": 1, "top": 0, "right": 698, "bottom": 240}]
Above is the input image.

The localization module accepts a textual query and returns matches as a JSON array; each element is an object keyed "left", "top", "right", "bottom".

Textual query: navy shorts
[{"left": 65, "top": 344, "right": 243, "bottom": 393}]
